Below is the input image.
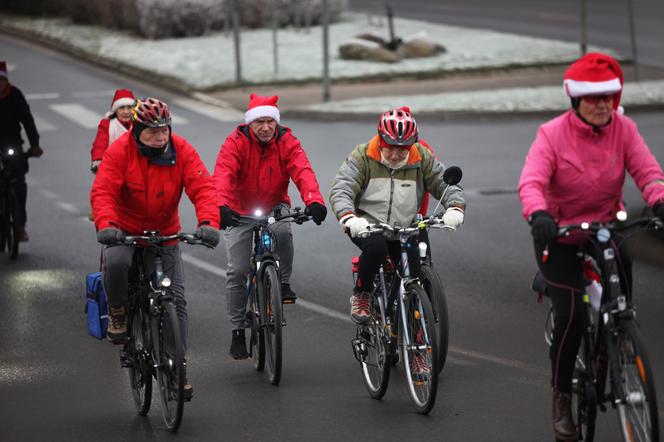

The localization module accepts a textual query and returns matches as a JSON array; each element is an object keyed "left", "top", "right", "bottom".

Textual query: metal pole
[
  {"left": 579, "top": 0, "right": 587, "bottom": 56},
  {"left": 232, "top": 0, "right": 242, "bottom": 84},
  {"left": 272, "top": 0, "right": 279, "bottom": 75},
  {"left": 386, "top": 0, "right": 396, "bottom": 46},
  {"left": 322, "top": 0, "right": 331, "bottom": 102},
  {"left": 626, "top": 0, "right": 640, "bottom": 81}
]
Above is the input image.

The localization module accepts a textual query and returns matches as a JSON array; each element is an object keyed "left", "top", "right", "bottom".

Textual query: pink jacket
[{"left": 519, "top": 110, "right": 664, "bottom": 226}]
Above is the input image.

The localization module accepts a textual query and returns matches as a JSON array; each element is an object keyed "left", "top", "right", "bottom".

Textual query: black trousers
[
  {"left": 2, "top": 146, "right": 28, "bottom": 228},
  {"left": 351, "top": 234, "right": 421, "bottom": 292},
  {"left": 534, "top": 239, "right": 632, "bottom": 393}
]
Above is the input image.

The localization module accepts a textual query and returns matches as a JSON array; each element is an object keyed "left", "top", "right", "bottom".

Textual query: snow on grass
[
  {"left": 0, "top": 13, "right": 618, "bottom": 90},
  {"left": 298, "top": 81, "right": 664, "bottom": 114}
]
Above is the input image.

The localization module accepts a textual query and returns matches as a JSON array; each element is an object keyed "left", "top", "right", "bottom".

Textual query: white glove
[
  {"left": 341, "top": 214, "right": 370, "bottom": 238},
  {"left": 442, "top": 207, "right": 464, "bottom": 228},
  {"left": 90, "top": 160, "right": 101, "bottom": 174}
]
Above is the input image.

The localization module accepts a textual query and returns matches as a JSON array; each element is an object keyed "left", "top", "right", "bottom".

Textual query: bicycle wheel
[
  {"left": 250, "top": 283, "right": 265, "bottom": 372},
  {"left": 0, "top": 197, "right": 7, "bottom": 253},
  {"left": 400, "top": 283, "right": 439, "bottom": 414},
  {"left": 259, "top": 264, "right": 282, "bottom": 385},
  {"left": 128, "top": 306, "right": 152, "bottom": 415},
  {"left": 1, "top": 192, "right": 19, "bottom": 259},
  {"left": 359, "top": 295, "right": 391, "bottom": 399},
  {"left": 154, "top": 301, "right": 185, "bottom": 432},
  {"left": 571, "top": 370, "right": 597, "bottom": 442},
  {"left": 420, "top": 264, "right": 449, "bottom": 373},
  {"left": 614, "top": 320, "right": 659, "bottom": 442}
]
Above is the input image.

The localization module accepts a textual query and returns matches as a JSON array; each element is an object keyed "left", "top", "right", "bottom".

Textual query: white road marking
[
  {"left": 173, "top": 97, "right": 243, "bottom": 123},
  {"left": 49, "top": 103, "right": 101, "bottom": 130},
  {"left": 55, "top": 202, "right": 79, "bottom": 214},
  {"left": 171, "top": 113, "right": 189, "bottom": 125},
  {"left": 40, "top": 189, "right": 58, "bottom": 199},
  {"left": 72, "top": 90, "right": 115, "bottom": 98},
  {"left": 26, "top": 92, "right": 61, "bottom": 100},
  {"left": 180, "top": 253, "right": 545, "bottom": 374},
  {"left": 33, "top": 116, "right": 56, "bottom": 132}
]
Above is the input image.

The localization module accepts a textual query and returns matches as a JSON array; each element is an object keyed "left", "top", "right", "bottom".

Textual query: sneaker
[
  {"left": 107, "top": 305, "right": 128, "bottom": 344},
  {"left": 350, "top": 292, "right": 371, "bottom": 324},
  {"left": 229, "top": 329, "right": 249, "bottom": 360},
  {"left": 18, "top": 227, "right": 29, "bottom": 242},
  {"left": 281, "top": 283, "right": 297, "bottom": 304},
  {"left": 410, "top": 352, "right": 431, "bottom": 381}
]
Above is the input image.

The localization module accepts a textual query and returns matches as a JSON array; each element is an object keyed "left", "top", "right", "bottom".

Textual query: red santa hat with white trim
[
  {"left": 110, "top": 89, "right": 136, "bottom": 113},
  {"left": 563, "top": 52, "right": 623, "bottom": 110},
  {"left": 0, "top": 61, "right": 8, "bottom": 79},
  {"left": 245, "top": 93, "right": 280, "bottom": 124}
]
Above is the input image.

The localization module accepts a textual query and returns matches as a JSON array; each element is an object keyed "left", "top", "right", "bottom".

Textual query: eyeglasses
[{"left": 582, "top": 94, "right": 618, "bottom": 105}]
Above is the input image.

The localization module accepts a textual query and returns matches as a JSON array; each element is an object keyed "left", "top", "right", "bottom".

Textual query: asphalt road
[
  {"left": 1, "top": 34, "right": 664, "bottom": 441},
  {"left": 351, "top": 0, "right": 664, "bottom": 69}
]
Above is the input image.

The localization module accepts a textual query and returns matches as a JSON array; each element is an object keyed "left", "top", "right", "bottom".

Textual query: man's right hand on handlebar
[
  {"left": 529, "top": 210, "right": 558, "bottom": 245},
  {"left": 195, "top": 224, "right": 220, "bottom": 247},
  {"left": 97, "top": 227, "right": 124, "bottom": 245},
  {"left": 340, "top": 214, "right": 369, "bottom": 238},
  {"left": 220, "top": 205, "right": 240, "bottom": 229},
  {"left": 654, "top": 202, "right": 664, "bottom": 219}
]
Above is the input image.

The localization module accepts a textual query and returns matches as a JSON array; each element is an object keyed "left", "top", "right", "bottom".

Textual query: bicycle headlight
[
  {"left": 616, "top": 210, "right": 627, "bottom": 221},
  {"left": 596, "top": 228, "right": 611, "bottom": 243},
  {"left": 7, "top": 148, "right": 14, "bottom": 156},
  {"left": 161, "top": 276, "right": 172, "bottom": 288},
  {"left": 254, "top": 209, "right": 263, "bottom": 217}
]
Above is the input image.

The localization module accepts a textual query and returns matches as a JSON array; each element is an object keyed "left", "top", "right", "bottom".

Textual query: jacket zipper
[{"left": 386, "top": 169, "right": 395, "bottom": 224}]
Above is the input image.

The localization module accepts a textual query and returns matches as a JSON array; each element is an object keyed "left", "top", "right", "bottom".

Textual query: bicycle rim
[
  {"left": 5, "top": 195, "right": 18, "bottom": 259},
  {"left": 155, "top": 302, "right": 185, "bottom": 432},
  {"left": 400, "top": 284, "right": 438, "bottom": 414},
  {"left": 128, "top": 307, "right": 152, "bottom": 416},
  {"left": 250, "top": 288, "right": 265, "bottom": 371},
  {"left": 420, "top": 264, "right": 449, "bottom": 373},
  {"left": 615, "top": 321, "right": 659, "bottom": 442},
  {"left": 360, "top": 315, "right": 390, "bottom": 399},
  {"left": 0, "top": 197, "right": 7, "bottom": 253},
  {"left": 261, "top": 265, "right": 282, "bottom": 385}
]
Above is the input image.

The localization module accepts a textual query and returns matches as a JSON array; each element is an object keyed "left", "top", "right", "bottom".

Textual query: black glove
[
  {"left": 654, "top": 202, "right": 664, "bottom": 219},
  {"left": 529, "top": 210, "right": 558, "bottom": 245},
  {"left": 97, "top": 227, "right": 124, "bottom": 245},
  {"left": 305, "top": 202, "right": 327, "bottom": 225},
  {"left": 220, "top": 206, "right": 240, "bottom": 229},
  {"left": 196, "top": 224, "right": 220, "bottom": 247}
]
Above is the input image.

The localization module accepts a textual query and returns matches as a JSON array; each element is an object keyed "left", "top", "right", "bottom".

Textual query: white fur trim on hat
[
  {"left": 564, "top": 78, "right": 622, "bottom": 97},
  {"left": 112, "top": 97, "right": 135, "bottom": 113},
  {"left": 245, "top": 105, "right": 280, "bottom": 124}
]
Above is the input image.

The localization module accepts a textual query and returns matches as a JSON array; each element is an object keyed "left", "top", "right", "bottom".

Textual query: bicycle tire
[
  {"left": 400, "top": 283, "right": 439, "bottom": 414},
  {"left": 250, "top": 283, "right": 265, "bottom": 372},
  {"left": 571, "top": 370, "right": 597, "bottom": 442},
  {"left": 614, "top": 320, "right": 659, "bottom": 442},
  {"left": 259, "top": 264, "right": 282, "bottom": 385},
  {"left": 3, "top": 191, "right": 19, "bottom": 259},
  {"left": 154, "top": 301, "right": 185, "bottom": 432},
  {"left": 359, "top": 293, "right": 391, "bottom": 399},
  {"left": 420, "top": 264, "right": 449, "bottom": 373},
  {"left": 0, "top": 196, "right": 7, "bottom": 253},
  {"left": 128, "top": 306, "right": 152, "bottom": 416}
]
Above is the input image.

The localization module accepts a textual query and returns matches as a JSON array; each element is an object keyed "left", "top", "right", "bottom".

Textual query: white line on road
[
  {"left": 26, "top": 92, "right": 61, "bottom": 100},
  {"left": 56, "top": 202, "right": 79, "bottom": 214},
  {"left": 180, "top": 253, "right": 545, "bottom": 374},
  {"left": 49, "top": 103, "right": 101, "bottom": 130},
  {"left": 72, "top": 90, "right": 115, "bottom": 98},
  {"left": 40, "top": 189, "right": 59, "bottom": 199},
  {"left": 172, "top": 97, "right": 243, "bottom": 123}
]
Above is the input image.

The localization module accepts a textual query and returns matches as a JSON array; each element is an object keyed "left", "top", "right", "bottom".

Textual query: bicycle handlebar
[
  {"left": 118, "top": 232, "right": 214, "bottom": 248},
  {"left": 237, "top": 207, "right": 311, "bottom": 226},
  {"left": 556, "top": 216, "right": 664, "bottom": 238},
  {"left": 360, "top": 215, "right": 456, "bottom": 238}
]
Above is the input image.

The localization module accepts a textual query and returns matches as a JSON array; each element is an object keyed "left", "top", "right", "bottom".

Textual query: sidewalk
[{"left": 2, "top": 12, "right": 663, "bottom": 119}]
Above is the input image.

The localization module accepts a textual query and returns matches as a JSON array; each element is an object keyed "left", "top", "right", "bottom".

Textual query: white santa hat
[
  {"left": 245, "top": 93, "right": 280, "bottom": 124},
  {"left": 563, "top": 52, "right": 623, "bottom": 110},
  {"left": 111, "top": 89, "right": 136, "bottom": 113},
  {"left": 0, "top": 61, "right": 8, "bottom": 79}
]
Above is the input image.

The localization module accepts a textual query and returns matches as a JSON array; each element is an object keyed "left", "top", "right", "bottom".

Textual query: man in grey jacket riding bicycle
[{"left": 329, "top": 106, "right": 466, "bottom": 326}]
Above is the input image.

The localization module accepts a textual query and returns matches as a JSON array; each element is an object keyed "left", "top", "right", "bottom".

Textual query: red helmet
[
  {"left": 378, "top": 106, "right": 418, "bottom": 146},
  {"left": 132, "top": 97, "right": 172, "bottom": 127}
]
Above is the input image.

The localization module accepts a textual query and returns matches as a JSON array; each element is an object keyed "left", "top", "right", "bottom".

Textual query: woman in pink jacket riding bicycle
[{"left": 518, "top": 53, "right": 664, "bottom": 441}]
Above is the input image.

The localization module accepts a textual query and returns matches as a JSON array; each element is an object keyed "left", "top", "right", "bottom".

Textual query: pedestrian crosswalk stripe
[
  {"left": 49, "top": 103, "right": 101, "bottom": 130},
  {"left": 171, "top": 114, "right": 189, "bottom": 125},
  {"left": 33, "top": 116, "right": 56, "bottom": 132},
  {"left": 173, "top": 97, "right": 243, "bottom": 123},
  {"left": 26, "top": 92, "right": 61, "bottom": 100}
]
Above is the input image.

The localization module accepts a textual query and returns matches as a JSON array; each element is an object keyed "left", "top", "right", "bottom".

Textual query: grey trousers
[
  {"left": 224, "top": 216, "right": 293, "bottom": 329},
  {"left": 102, "top": 244, "right": 188, "bottom": 349}
]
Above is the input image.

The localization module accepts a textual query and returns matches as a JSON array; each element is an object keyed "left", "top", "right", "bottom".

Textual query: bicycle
[
  {"left": 532, "top": 215, "right": 662, "bottom": 442},
  {"left": 0, "top": 144, "right": 26, "bottom": 260},
  {"left": 116, "top": 231, "right": 211, "bottom": 432},
  {"left": 350, "top": 215, "right": 455, "bottom": 414},
  {"left": 241, "top": 206, "right": 311, "bottom": 386}
]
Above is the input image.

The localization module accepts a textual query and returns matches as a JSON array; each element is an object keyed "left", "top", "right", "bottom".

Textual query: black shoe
[
  {"left": 281, "top": 283, "right": 297, "bottom": 304},
  {"left": 229, "top": 329, "right": 249, "bottom": 360}
]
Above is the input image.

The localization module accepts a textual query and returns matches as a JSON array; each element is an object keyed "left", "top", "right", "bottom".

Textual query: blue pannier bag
[{"left": 86, "top": 272, "right": 108, "bottom": 339}]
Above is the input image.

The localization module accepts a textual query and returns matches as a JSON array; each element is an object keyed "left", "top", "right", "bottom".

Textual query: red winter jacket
[
  {"left": 91, "top": 131, "right": 220, "bottom": 235},
  {"left": 90, "top": 118, "right": 131, "bottom": 161},
  {"left": 213, "top": 125, "right": 325, "bottom": 216}
]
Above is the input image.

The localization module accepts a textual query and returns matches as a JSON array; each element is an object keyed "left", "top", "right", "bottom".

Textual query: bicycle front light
[
  {"left": 7, "top": 148, "right": 14, "bottom": 156},
  {"left": 161, "top": 276, "right": 172, "bottom": 288}
]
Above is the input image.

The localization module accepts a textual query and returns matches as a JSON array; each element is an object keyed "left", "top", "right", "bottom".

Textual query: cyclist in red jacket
[
  {"left": 91, "top": 98, "right": 220, "bottom": 396},
  {"left": 213, "top": 93, "right": 327, "bottom": 359}
]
